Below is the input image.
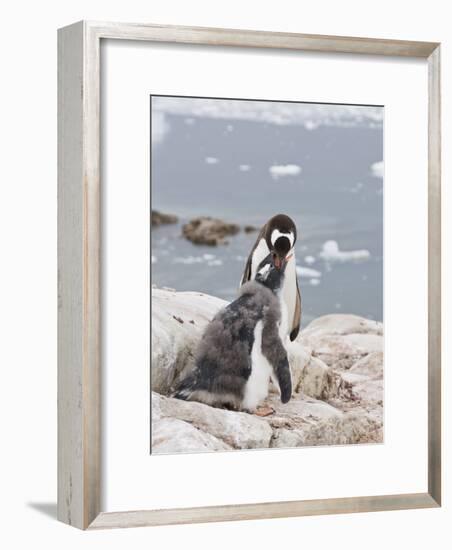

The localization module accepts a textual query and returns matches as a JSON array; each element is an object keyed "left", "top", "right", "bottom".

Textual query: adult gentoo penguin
[
  {"left": 173, "top": 254, "right": 292, "bottom": 415},
  {"left": 240, "top": 214, "right": 301, "bottom": 341}
]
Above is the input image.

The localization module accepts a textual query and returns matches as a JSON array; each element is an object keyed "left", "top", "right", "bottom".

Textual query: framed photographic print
[{"left": 58, "top": 21, "right": 441, "bottom": 529}]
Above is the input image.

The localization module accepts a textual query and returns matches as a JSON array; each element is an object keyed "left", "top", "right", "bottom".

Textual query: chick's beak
[{"left": 272, "top": 253, "right": 285, "bottom": 270}]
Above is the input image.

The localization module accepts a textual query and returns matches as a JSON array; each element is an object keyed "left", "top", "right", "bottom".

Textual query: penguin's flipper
[
  {"left": 274, "top": 356, "right": 292, "bottom": 404},
  {"left": 289, "top": 277, "right": 302, "bottom": 341},
  {"left": 240, "top": 225, "right": 266, "bottom": 286},
  {"left": 240, "top": 253, "right": 253, "bottom": 286}
]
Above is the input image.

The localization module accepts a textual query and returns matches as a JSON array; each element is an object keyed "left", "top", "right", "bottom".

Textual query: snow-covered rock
[{"left": 151, "top": 288, "right": 384, "bottom": 454}]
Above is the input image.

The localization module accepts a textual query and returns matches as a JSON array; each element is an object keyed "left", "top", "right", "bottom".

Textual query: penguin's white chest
[{"left": 242, "top": 321, "right": 272, "bottom": 411}]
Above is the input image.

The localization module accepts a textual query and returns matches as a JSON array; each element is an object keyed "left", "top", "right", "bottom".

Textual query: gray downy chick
[{"left": 173, "top": 254, "right": 292, "bottom": 412}]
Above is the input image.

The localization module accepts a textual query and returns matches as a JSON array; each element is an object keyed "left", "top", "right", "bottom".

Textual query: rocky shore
[
  {"left": 182, "top": 216, "right": 241, "bottom": 246},
  {"left": 151, "top": 210, "right": 179, "bottom": 226},
  {"left": 151, "top": 287, "right": 383, "bottom": 454}
]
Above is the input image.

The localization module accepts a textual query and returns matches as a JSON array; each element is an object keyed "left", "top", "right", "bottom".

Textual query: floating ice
[
  {"left": 239, "top": 164, "right": 251, "bottom": 172},
  {"left": 296, "top": 266, "right": 322, "bottom": 278},
  {"left": 371, "top": 161, "right": 384, "bottom": 178},
  {"left": 207, "top": 259, "right": 223, "bottom": 267},
  {"left": 310, "top": 278, "right": 321, "bottom": 286},
  {"left": 172, "top": 255, "right": 223, "bottom": 267},
  {"left": 304, "top": 255, "right": 316, "bottom": 265},
  {"left": 304, "top": 120, "right": 319, "bottom": 131},
  {"left": 205, "top": 157, "right": 219, "bottom": 165},
  {"left": 269, "top": 164, "right": 302, "bottom": 179},
  {"left": 173, "top": 256, "right": 204, "bottom": 265},
  {"left": 152, "top": 97, "right": 383, "bottom": 129},
  {"left": 320, "top": 240, "right": 370, "bottom": 262}
]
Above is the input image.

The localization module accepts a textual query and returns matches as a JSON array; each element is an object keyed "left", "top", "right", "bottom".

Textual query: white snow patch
[
  {"left": 269, "top": 164, "right": 302, "bottom": 179},
  {"left": 371, "top": 161, "right": 384, "bottom": 178},
  {"left": 320, "top": 240, "right": 370, "bottom": 262},
  {"left": 205, "top": 156, "right": 219, "bottom": 165},
  {"left": 296, "top": 266, "right": 322, "bottom": 278}
]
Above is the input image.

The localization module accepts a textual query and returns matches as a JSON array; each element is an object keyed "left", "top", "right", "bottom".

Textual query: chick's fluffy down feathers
[{"left": 174, "top": 281, "right": 292, "bottom": 410}]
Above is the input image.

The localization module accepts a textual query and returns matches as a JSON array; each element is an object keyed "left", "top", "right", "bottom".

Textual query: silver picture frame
[{"left": 58, "top": 21, "right": 441, "bottom": 529}]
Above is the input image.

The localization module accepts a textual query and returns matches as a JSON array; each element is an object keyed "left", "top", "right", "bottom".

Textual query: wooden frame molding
[{"left": 58, "top": 21, "right": 441, "bottom": 530}]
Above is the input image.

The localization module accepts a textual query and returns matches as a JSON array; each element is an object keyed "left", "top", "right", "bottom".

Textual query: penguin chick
[{"left": 173, "top": 255, "right": 292, "bottom": 412}]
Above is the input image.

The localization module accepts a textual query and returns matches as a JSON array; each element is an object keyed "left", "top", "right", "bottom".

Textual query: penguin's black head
[
  {"left": 264, "top": 214, "right": 297, "bottom": 271},
  {"left": 255, "top": 253, "right": 287, "bottom": 292}
]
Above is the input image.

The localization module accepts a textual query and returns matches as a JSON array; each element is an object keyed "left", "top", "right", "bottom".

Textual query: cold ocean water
[{"left": 151, "top": 102, "right": 383, "bottom": 326}]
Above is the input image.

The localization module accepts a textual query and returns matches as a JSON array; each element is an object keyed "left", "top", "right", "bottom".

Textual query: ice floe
[
  {"left": 269, "top": 164, "right": 302, "bottom": 179},
  {"left": 296, "top": 266, "right": 322, "bottom": 278},
  {"left": 205, "top": 156, "right": 219, "bottom": 165},
  {"left": 152, "top": 96, "right": 383, "bottom": 129},
  {"left": 173, "top": 254, "right": 223, "bottom": 267},
  {"left": 173, "top": 256, "right": 204, "bottom": 265},
  {"left": 304, "top": 255, "right": 316, "bottom": 265},
  {"left": 370, "top": 161, "right": 384, "bottom": 178},
  {"left": 239, "top": 164, "right": 251, "bottom": 172},
  {"left": 304, "top": 120, "right": 319, "bottom": 131},
  {"left": 319, "top": 240, "right": 370, "bottom": 262}
]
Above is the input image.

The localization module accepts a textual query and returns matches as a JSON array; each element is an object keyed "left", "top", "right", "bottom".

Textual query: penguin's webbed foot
[{"left": 254, "top": 405, "right": 276, "bottom": 417}]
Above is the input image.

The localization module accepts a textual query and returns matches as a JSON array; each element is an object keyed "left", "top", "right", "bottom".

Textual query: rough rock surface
[
  {"left": 182, "top": 216, "right": 240, "bottom": 245},
  {"left": 152, "top": 288, "right": 227, "bottom": 394},
  {"left": 151, "top": 210, "right": 178, "bottom": 226},
  {"left": 151, "top": 288, "right": 384, "bottom": 454}
]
